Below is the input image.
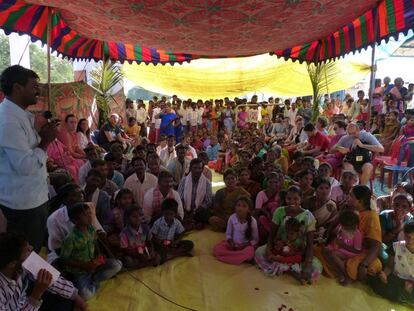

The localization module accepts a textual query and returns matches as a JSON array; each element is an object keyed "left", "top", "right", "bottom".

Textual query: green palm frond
[
  {"left": 306, "top": 61, "right": 339, "bottom": 122},
  {"left": 89, "top": 60, "right": 123, "bottom": 127}
]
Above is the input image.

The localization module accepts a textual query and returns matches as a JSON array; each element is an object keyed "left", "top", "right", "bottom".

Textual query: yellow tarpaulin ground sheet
[
  {"left": 88, "top": 229, "right": 409, "bottom": 311},
  {"left": 123, "top": 54, "right": 370, "bottom": 99}
]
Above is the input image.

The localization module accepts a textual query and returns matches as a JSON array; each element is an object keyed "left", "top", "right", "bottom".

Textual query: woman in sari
[
  {"left": 302, "top": 178, "right": 337, "bottom": 244},
  {"left": 317, "top": 185, "right": 383, "bottom": 283},
  {"left": 255, "top": 172, "right": 283, "bottom": 242},
  {"left": 255, "top": 186, "right": 322, "bottom": 283},
  {"left": 58, "top": 114, "right": 85, "bottom": 159},
  {"left": 47, "top": 139, "right": 84, "bottom": 182},
  {"left": 237, "top": 167, "right": 261, "bottom": 201},
  {"left": 209, "top": 169, "right": 250, "bottom": 232},
  {"left": 380, "top": 111, "right": 401, "bottom": 154}
]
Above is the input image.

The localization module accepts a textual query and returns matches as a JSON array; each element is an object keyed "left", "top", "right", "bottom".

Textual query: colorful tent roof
[
  {"left": 274, "top": 0, "right": 414, "bottom": 62},
  {"left": 0, "top": 0, "right": 413, "bottom": 64}
]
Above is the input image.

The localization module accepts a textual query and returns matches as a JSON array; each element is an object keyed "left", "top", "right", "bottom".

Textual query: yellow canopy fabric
[
  {"left": 123, "top": 54, "right": 370, "bottom": 100},
  {"left": 87, "top": 229, "right": 409, "bottom": 311}
]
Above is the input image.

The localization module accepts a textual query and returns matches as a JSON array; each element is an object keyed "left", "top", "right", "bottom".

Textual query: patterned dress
[{"left": 255, "top": 207, "right": 322, "bottom": 279}]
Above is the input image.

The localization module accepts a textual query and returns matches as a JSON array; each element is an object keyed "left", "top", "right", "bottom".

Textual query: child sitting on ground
[
  {"left": 269, "top": 217, "right": 306, "bottom": 279},
  {"left": 120, "top": 206, "right": 160, "bottom": 269},
  {"left": 213, "top": 196, "right": 259, "bottom": 265},
  {"left": 323, "top": 210, "right": 362, "bottom": 285},
  {"left": 60, "top": 203, "right": 122, "bottom": 300},
  {"left": 151, "top": 199, "right": 194, "bottom": 263},
  {"left": 106, "top": 189, "right": 134, "bottom": 249},
  {"left": 369, "top": 222, "right": 414, "bottom": 306},
  {"left": 206, "top": 135, "right": 220, "bottom": 161}
]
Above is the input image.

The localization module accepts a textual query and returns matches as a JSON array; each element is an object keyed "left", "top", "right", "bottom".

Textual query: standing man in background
[{"left": 0, "top": 65, "right": 58, "bottom": 252}]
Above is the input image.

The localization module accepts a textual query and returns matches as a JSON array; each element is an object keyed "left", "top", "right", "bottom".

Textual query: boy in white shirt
[
  {"left": 187, "top": 103, "right": 199, "bottom": 132},
  {"left": 151, "top": 103, "right": 162, "bottom": 143},
  {"left": 197, "top": 101, "right": 204, "bottom": 128}
]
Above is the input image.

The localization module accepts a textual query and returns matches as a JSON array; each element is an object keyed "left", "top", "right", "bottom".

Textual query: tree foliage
[
  {"left": 89, "top": 60, "right": 123, "bottom": 127},
  {"left": 0, "top": 35, "right": 11, "bottom": 73},
  {"left": 29, "top": 44, "right": 73, "bottom": 83},
  {"left": 0, "top": 33, "right": 73, "bottom": 82},
  {"left": 306, "top": 61, "right": 338, "bottom": 122}
]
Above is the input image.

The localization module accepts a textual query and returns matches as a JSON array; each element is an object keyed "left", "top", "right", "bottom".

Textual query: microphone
[{"left": 43, "top": 110, "right": 53, "bottom": 123}]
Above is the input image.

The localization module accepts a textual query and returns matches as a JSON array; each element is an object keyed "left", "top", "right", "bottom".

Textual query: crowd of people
[{"left": 1, "top": 65, "right": 414, "bottom": 310}]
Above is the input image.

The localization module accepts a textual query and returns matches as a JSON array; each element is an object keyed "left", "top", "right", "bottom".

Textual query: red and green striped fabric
[
  {"left": 0, "top": 0, "right": 195, "bottom": 64},
  {"left": 1, "top": 0, "right": 413, "bottom": 64},
  {"left": 273, "top": 0, "right": 414, "bottom": 63}
]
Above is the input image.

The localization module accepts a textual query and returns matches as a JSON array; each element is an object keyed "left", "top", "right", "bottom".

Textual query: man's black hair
[
  {"left": 404, "top": 221, "right": 414, "bottom": 234},
  {"left": 304, "top": 123, "right": 315, "bottom": 132},
  {"left": 67, "top": 203, "right": 89, "bottom": 223},
  {"left": 104, "top": 152, "right": 116, "bottom": 162},
  {"left": 0, "top": 232, "right": 27, "bottom": 269},
  {"left": 0, "top": 65, "right": 39, "bottom": 96},
  {"left": 161, "top": 198, "right": 178, "bottom": 213}
]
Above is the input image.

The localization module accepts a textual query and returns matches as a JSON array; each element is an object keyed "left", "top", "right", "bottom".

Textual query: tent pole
[
  {"left": 367, "top": 2, "right": 380, "bottom": 130},
  {"left": 46, "top": 7, "right": 52, "bottom": 111}
]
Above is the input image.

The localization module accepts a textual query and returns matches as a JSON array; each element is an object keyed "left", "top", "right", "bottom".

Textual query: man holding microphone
[{"left": 0, "top": 65, "right": 58, "bottom": 252}]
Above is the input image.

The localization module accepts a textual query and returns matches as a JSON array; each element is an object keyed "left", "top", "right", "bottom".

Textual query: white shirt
[
  {"left": 78, "top": 160, "right": 92, "bottom": 188},
  {"left": 177, "top": 108, "right": 188, "bottom": 125},
  {"left": 143, "top": 187, "right": 184, "bottom": 221},
  {"left": 186, "top": 145, "right": 198, "bottom": 160},
  {"left": 0, "top": 98, "right": 49, "bottom": 210},
  {"left": 124, "top": 172, "right": 158, "bottom": 207},
  {"left": 187, "top": 110, "right": 199, "bottom": 127},
  {"left": 46, "top": 203, "right": 103, "bottom": 263},
  {"left": 136, "top": 108, "right": 148, "bottom": 124},
  {"left": 152, "top": 107, "right": 162, "bottom": 129},
  {"left": 287, "top": 108, "right": 298, "bottom": 126},
  {"left": 197, "top": 107, "right": 204, "bottom": 125},
  {"left": 77, "top": 131, "right": 89, "bottom": 149},
  {"left": 159, "top": 146, "right": 176, "bottom": 167}
]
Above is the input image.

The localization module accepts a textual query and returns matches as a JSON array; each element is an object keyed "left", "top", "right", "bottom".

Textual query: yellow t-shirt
[
  {"left": 359, "top": 210, "right": 382, "bottom": 243},
  {"left": 125, "top": 124, "right": 140, "bottom": 138}
]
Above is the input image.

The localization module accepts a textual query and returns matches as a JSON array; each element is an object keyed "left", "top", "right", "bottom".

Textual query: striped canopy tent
[
  {"left": 273, "top": 0, "right": 414, "bottom": 63},
  {"left": 0, "top": 0, "right": 413, "bottom": 65}
]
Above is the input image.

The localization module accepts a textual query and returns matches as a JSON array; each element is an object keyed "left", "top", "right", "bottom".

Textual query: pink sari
[{"left": 47, "top": 140, "right": 84, "bottom": 182}]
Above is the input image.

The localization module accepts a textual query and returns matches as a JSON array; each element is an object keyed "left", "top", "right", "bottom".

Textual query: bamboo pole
[
  {"left": 367, "top": 2, "right": 380, "bottom": 130},
  {"left": 46, "top": 7, "right": 52, "bottom": 110}
]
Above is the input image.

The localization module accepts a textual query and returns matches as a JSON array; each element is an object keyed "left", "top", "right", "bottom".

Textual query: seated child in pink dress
[
  {"left": 323, "top": 210, "right": 362, "bottom": 285},
  {"left": 213, "top": 196, "right": 259, "bottom": 265},
  {"left": 120, "top": 206, "right": 160, "bottom": 269}
]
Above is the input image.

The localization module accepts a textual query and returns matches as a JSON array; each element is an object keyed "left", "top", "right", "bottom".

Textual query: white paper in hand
[{"left": 22, "top": 251, "right": 60, "bottom": 285}]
